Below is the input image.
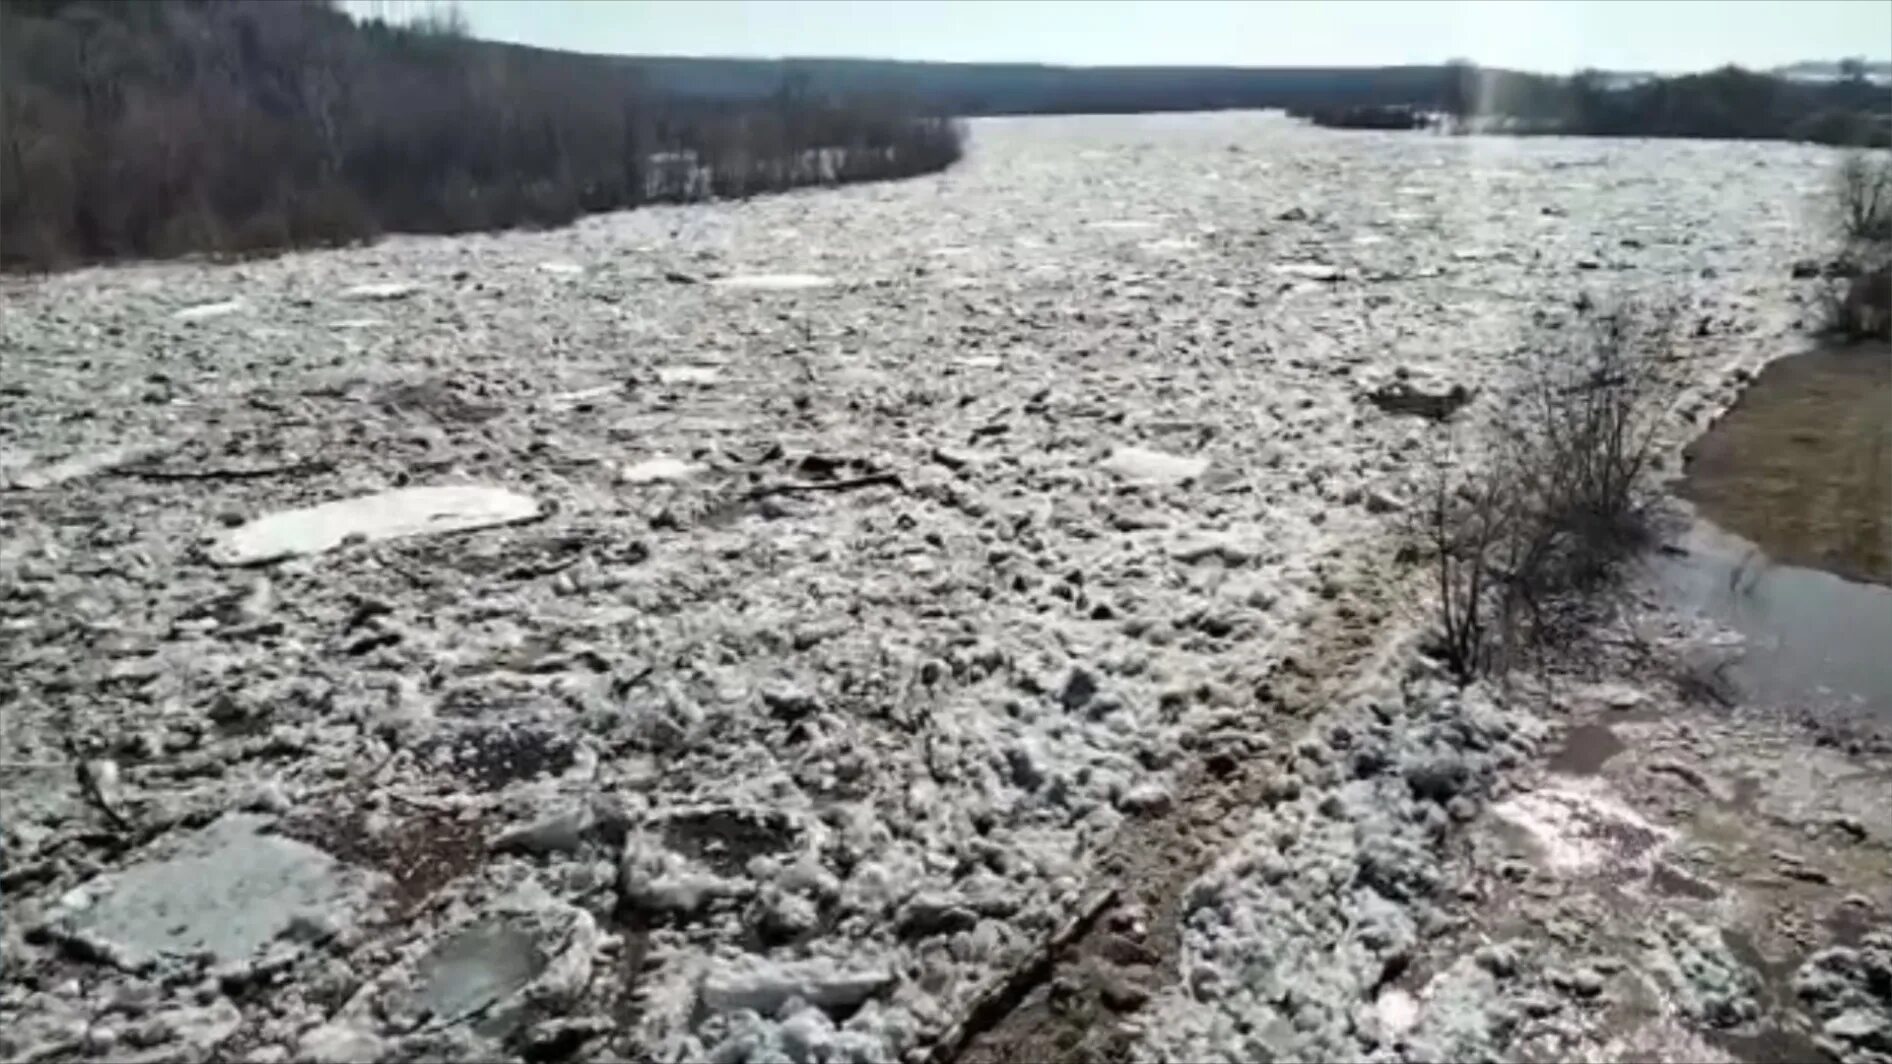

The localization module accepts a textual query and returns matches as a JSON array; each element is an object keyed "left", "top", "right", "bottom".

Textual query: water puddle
[
  {"left": 1548, "top": 722, "right": 1625, "bottom": 776},
  {"left": 1709, "top": 930, "right": 1826, "bottom": 1064},
  {"left": 1646, "top": 519, "right": 1892, "bottom": 714},
  {"left": 1650, "top": 342, "right": 1892, "bottom": 718}
]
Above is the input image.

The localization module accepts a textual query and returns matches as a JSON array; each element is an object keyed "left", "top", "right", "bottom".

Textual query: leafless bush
[
  {"left": 1416, "top": 457, "right": 1515, "bottom": 683},
  {"left": 1822, "top": 153, "right": 1892, "bottom": 339},
  {"left": 1505, "top": 308, "right": 1677, "bottom": 586},
  {"left": 1415, "top": 306, "right": 1686, "bottom": 681},
  {"left": 1836, "top": 150, "right": 1892, "bottom": 248}
]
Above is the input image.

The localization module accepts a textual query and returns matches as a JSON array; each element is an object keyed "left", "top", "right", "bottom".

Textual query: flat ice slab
[
  {"left": 46, "top": 814, "right": 379, "bottom": 969},
  {"left": 710, "top": 274, "right": 834, "bottom": 291},
  {"left": 210, "top": 485, "right": 541, "bottom": 566},
  {"left": 1271, "top": 262, "right": 1344, "bottom": 281},
  {"left": 172, "top": 299, "right": 245, "bottom": 321},
  {"left": 341, "top": 282, "right": 417, "bottom": 301},
  {"left": 414, "top": 917, "right": 550, "bottom": 1025},
  {"left": 656, "top": 365, "right": 722, "bottom": 386},
  {"left": 9, "top": 442, "right": 165, "bottom": 490},
  {"left": 1101, "top": 446, "right": 1210, "bottom": 485}
]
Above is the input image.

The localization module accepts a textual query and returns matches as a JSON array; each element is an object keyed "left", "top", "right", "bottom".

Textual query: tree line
[
  {"left": 1437, "top": 62, "right": 1892, "bottom": 146},
  {"left": 0, "top": 0, "right": 964, "bottom": 270}
]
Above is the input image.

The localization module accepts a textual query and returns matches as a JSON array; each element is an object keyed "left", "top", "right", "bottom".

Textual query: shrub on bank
[
  {"left": 1416, "top": 307, "right": 1685, "bottom": 682},
  {"left": 1828, "top": 152, "right": 1892, "bottom": 339}
]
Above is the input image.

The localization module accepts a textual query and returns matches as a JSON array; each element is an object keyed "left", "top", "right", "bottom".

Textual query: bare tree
[{"left": 1836, "top": 150, "right": 1892, "bottom": 247}]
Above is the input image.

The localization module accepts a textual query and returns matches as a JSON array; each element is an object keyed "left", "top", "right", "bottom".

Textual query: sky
[{"left": 345, "top": 0, "right": 1892, "bottom": 74}]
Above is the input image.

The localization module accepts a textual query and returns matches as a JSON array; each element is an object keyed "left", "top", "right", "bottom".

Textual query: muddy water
[
  {"left": 1680, "top": 343, "right": 1892, "bottom": 587},
  {"left": 1547, "top": 721, "right": 1626, "bottom": 776},
  {"left": 1653, "top": 343, "right": 1892, "bottom": 717}
]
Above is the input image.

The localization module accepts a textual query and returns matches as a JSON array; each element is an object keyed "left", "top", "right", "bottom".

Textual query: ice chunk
[
  {"left": 1102, "top": 446, "right": 1210, "bottom": 485},
  {"left": 656, "top": 365, "right": 722, "bottom": 386},
  {"left": 1271, "top": 263, "right": 1344, "bottom": 281},
  {"left": 341, "top": 282, "right": 417, "bottom": 301},
  {"left": 700, "top": 957, "right": 893, "bottom": 1015},
  {"left": 209, "top": 485, "right": 540, "bottom": 566},
  {"left": 172, "top": 299, "right": 244, "bottom": 321},
  {"left": 619, "top": 457, "right": 701, "bottom": 484},
  {"left": 711, "top": 274, "right": 833, "bottom": 291}
]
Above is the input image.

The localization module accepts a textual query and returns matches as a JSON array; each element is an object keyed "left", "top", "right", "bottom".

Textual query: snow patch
[{"left": 1490, "top": 780, "right": 1673, "bottom": 875}]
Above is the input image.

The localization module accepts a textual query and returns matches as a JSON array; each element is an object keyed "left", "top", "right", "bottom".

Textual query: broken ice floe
[
  {"left": 208, "top": 484, "right": 541, "bottom": 565},
  {"left": 306, "top": 899, "right": 597, "bottom": 1049},
  {"left": 41, "top": 814, "right": 381, "bottom": 969}
]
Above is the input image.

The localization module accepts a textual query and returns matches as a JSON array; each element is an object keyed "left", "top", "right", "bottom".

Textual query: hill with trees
[{"left": 0, "top": 0, "right": 963, "bottom": 269}]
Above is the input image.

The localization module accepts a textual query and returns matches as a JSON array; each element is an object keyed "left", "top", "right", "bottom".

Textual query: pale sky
[{"left": 348, "top": 0, "right": 1892, "bottom": 74}]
